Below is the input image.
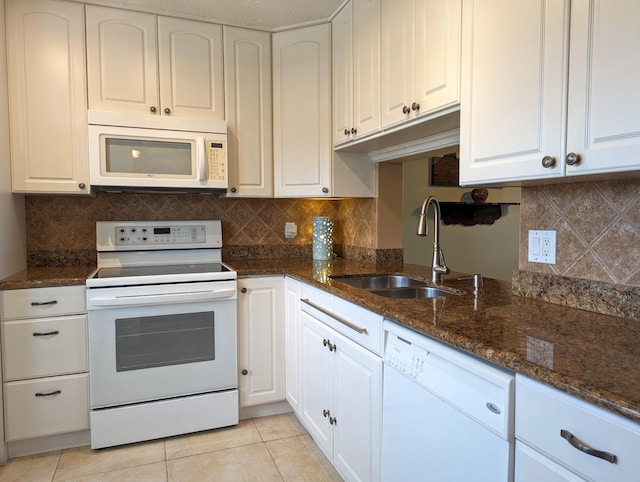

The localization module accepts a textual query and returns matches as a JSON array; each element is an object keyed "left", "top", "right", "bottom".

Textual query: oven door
[{"left": 88, "top": 281, "right": 237, "bottom": 408}]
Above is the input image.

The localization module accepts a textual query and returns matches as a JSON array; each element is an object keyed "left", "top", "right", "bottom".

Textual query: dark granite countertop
[
  {"left": 0, "top": 265, "right": 96, "bottom": 290},
  {"left": 2, "top": 258, "right": 638, "bottom": 426},
  {"left": 227, "top": 257, "right": 640, "bottom": 425}
]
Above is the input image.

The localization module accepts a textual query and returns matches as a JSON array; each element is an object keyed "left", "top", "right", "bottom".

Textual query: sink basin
[
  {"left": 368, "top": 286, "right": 463, "bottom": 299},
  {"left": 331, "top": 274, "right": 428, "bottom": 290},
  {"left": 331, "top": 274, "right": 465, "bottom": 299}
]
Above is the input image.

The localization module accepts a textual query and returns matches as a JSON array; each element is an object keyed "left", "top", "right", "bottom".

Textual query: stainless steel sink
[
  {"left": 331, "top": 274, "right": 465, "bottom": 298},
  {"left": 331, "top": 274, "right": 428, "bottom": 290},
  {"left": 369, "top": 286, "right": 462, "bottom": 299}
]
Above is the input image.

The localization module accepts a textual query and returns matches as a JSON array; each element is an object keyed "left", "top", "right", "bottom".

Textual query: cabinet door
[
  {"left": 158, "top": 17, "right": 224, "bottom": 120},
  {"left": 333, "top": 330, "right": 382, "bottom": 482},
  {"left": 86, "top": 6, "right": 158, "bottom": 115},
  {"left": 566, "top": 0, "right": 640, "bottom": 177},
  {"left": 300, "top": 309, "right": 334, "bottom": 456},
  {"left": 332, "top": 2, "right": 354, "bottom": 146},
  {"left": 223, "top": 27, "right": 273, "bottom": 197},
  {"left": 6, "top": 0, "right": 89, "bottom": 194},
  {"left": 237, "top": 277, "right": 284, "bottom": 407},
  {"left": 284, "top": 277, "right": 301, "bottom": 413},
  {"left": 273, "top": 24, "right": 332, "bottom": 197},
  {"left": 380, "top": 0, "right": 414, "bottom": 128},
  {"left": 414, "top": 0, "right": 461, "bottom": 115},
  {"left": 352, "top": 0, "right": 381, "bottom": 138},
  {"left": 459, "top": 0, "right": 569, "bottom": 185}
]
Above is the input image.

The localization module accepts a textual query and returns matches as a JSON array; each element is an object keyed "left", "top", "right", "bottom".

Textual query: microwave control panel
[{"left": 208, "top": 141, "right": 227, "bottom": 181}]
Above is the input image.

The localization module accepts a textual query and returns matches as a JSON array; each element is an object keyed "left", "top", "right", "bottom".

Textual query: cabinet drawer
[
  {"left": 516, "top": 375, "right": 640, "bottom": 481},
  {"left": 2, "top": 315, "right": 88, "bottom": 380},
  {"left": 300, "top": 283, "right": 333, "bottom": 311},
  {"left": 1, "top": 286, "right": 85, "bottom": 320},
  {"left": 4, "top": 373, "right": 89, "bottom": 441},
  {"left": 332, "top": 296, "right": 383, "bottom": 355}
]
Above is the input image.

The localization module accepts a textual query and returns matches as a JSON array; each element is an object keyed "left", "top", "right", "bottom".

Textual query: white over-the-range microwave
[{"left": 88, "top": 110, "right": 228, "bottom": 193}]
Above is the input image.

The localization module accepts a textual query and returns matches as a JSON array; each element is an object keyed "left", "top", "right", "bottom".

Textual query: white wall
[
  {"left": 403, "top": 157, "right": 519, "bottom": 281},
  {"left": 0, "top": 0, "right": 27, "bottom": 278}
]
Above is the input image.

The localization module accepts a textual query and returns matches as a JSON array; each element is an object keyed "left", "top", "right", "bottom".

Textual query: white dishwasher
[{"left": 382, "top": 320, "right": 515, "bottom": 481}]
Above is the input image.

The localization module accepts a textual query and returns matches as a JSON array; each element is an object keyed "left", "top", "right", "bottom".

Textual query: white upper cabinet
[
  {"left": 6, "top": 0, "right": 89, "bottom": 194},
  {"left": 460, "top": 0, "right": 640, "bottom": 185},
  {"left": 86, "top": 6, "right": 224, "bottom": 120},
  {"left": 273, "top": 24, "right": 332, "bottom": 197},
  {"left": 381, "top": 0, "right": 461, "bottom": 128},
  {"left": 332, "top": 0, "right": 381, "bottom": 146},
  {"left": 223, "top": 27, "right": 273, "bottom": 197},
  {"left": 565, "top": 0, "right": 640, "bottom": 177}
]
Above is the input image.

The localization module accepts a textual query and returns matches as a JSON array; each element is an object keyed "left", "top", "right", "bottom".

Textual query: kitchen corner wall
[
  {"left": 24, "top": 193, "right": 392, "bottom": 266},
  {"left": 518, "top": 179, "right": 640, "bottom": 287}
]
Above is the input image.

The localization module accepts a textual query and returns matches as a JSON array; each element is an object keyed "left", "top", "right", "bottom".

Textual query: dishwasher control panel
[{"left": 385, "top": 333, "right": 430, "bottom": 383}]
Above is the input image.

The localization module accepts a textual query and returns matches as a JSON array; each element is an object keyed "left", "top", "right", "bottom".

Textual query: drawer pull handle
[
  {"left": 30, "top": 300, "right": 58, "bottom": 306},
  {"left": 301, "top": 299, "right": 368, "bottom": 335},
  {"left": 560, "top": 429, "right": 618, "bottom": 464},
  {"left": 35, "top": 390, "right": 61, "bottom": 398},
  {"left": 33, "top": 331, "right": 60, "bottom": 337}
]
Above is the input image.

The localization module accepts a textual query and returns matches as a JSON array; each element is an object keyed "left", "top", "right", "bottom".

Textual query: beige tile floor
[{"left": 0, "top": 413, "right": 344, "bottom": 481}]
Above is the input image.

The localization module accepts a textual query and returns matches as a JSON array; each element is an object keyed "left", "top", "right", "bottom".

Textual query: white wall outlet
[
  {"left": 284, "top": 222, "right": 297, "bottom": 239},
  {"left": 528, "top": 230, "right": 556, "bottom": 264}
]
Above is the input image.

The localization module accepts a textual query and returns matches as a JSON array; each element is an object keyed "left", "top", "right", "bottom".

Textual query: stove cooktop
[{"left": 93, "top": 263, "right": 231, "bottom": 279}]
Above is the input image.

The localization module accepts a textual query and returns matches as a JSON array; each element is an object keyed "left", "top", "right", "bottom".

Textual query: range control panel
[
  {"left": 114, "top": 225, "right": 206, "bottom": 246},
  {"left": 96, "top": 220, "right": 222, "bottom": 251}
]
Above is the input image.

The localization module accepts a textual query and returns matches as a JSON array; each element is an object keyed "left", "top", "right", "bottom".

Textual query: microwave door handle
[{"left": 196, "top": 137, "right": 206, "bottom": 181}]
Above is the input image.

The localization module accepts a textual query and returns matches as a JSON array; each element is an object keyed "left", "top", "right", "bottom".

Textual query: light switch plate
[{"left": 528, "top": 230, "right": 556, "bottom": 264}]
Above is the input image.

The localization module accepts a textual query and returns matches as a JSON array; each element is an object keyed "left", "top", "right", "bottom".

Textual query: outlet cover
[
  {"left": 528, "top": 230, "right": 556, "bottom": 264},
  {"left": 284, "top": 222, "right": 297, "bottom": 239}
]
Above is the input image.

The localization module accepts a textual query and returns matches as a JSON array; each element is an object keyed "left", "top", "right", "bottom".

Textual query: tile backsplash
[
  {"left": 25, "top": 193, "right": 391, "bottom": 266},
  {"left": 519, "top": 179, "right": 640, "bottom": 287}
]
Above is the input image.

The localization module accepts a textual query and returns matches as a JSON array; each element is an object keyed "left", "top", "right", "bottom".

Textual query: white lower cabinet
[
  {"left": 295, "top": 282, "right": 382, "bottom": 482},
  {"left": 4, "top": 374, "right": 89, "bottom": 441},
  {"left": 237, "top": 277, "right": 285, "bottom": 407},
  {"left": 515, "top": 375, "right": 640, "bottom": 482},
  {"left": 0, "top": 286, "right": 89, "bottom": 443},
  {"left": 284, "top": 277, "right": 301, "bottom": 413}
]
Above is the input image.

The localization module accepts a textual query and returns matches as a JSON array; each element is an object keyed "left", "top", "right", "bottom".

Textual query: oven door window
[{"left": 115, "top": 311, "right": 214, "bottom": 372}]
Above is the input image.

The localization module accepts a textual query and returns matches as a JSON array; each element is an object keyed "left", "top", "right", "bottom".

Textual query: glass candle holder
[{"left": 312, "top": 216, "right": 333, "bottom": 260}]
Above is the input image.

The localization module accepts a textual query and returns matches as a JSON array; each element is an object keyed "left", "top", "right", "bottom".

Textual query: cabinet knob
[
  {"left": 78, "top": 183, "right": 86, "bottom": 190},
  {"left": 240, "top": 287, "right": 247, "bottom": 293},
  {"left": 150, "top": 106, "right": 157, "bottom": 113},
  {"left": 411, "top": 102, "right": 420, "bottom": 111},
  {"left": 541, "top": 156, "right": 556, "bottom": 168},
  {"left": 350, "top": 127, "right": 357, "bottom": 135},
  {"left": 164, "top": 107, "right": 171, "bottom": 115},
  {"left": 566, "top": 152, "right": 581, "bottom": 166},
  {"left": 241, "top": 369, "right": 248, "bottom": 375},
  {"left": 230, "top": 187, "right": 237, "bottom": 193},
  {"left": 344, "top": 128, "right": 350, "bottom": 136},
  {"left": 402, "top": 105, "right": 411, "bottom": 114},
  {"left": 322, "top": 187, "right": 329, "bottom": 194}
]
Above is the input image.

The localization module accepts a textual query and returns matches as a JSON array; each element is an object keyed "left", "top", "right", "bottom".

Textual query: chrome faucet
[{"left": 417, "top": 196, "right": 450, "bottom": 284}]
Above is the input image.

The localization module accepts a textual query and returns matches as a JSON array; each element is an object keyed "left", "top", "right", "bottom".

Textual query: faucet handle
[{"left": 457, "top": 273, "right": 483, "bottom": 294}]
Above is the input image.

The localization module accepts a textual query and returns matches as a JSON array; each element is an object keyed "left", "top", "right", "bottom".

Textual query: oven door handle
[{"left": 88, "top": 288, "right": 236, "bottom": 307}]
